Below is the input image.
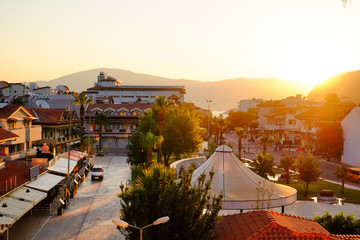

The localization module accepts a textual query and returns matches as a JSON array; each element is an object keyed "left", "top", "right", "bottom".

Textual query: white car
[{"left": 91, "top": 165, "right": 104, "bottom": 181}]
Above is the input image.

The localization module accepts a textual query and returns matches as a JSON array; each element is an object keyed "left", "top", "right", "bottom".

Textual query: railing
[{"left": 4, "top": 151, "right": 26, "bottom": 161}]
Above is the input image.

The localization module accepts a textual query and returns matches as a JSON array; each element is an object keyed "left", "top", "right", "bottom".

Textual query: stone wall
[{"left": 170, "top": 156, "right": 207, "bottom": 179}]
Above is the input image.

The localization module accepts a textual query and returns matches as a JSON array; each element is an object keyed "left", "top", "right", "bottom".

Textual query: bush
[
  {"left": 118, "top": 164, "right": 223, "bottom": 240},
  {"left": 315, "top": 211, "right": 360, "bottom": 234}
]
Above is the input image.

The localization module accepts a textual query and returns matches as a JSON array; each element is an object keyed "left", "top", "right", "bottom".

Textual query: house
[
  {"left": 0, "top": 105, "right": 41, "bottom": 161},
  {"left": 85, "top": 103, "right": 152, "bottom": 153},
  {"left": 28, "top": 108, "right": 81, "bottom": 155},
  {"left": 83, "top": 71, "right": 186, "bottom": 104},
  {"left": 341, "top": 107, "right": 360, "bottom": 167},
  {"left": 213, "top": 210, "right": 358, "bottom": 240},
  {"left": 238, "top": 98, "right": 265, "bottom": 112}
]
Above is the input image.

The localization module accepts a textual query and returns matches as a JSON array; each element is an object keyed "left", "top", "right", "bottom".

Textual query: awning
[
  {"left": 0, "top": 197, "right": 33, "bottom": 220},
  {"left": 25, "top": 173, "right": 65, "bottom": 192},
  {"left": 7, "top": 187, "right": 47, "bottom": 205},
  {"left": 0, "top": 217, "right": 14, "bottom": 234},
  {"left": 48, "top": 158, "right": 78, "bottom": 175}
]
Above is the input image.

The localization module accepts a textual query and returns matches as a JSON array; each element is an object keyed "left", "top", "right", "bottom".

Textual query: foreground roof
[{"left": 191, "top": 145, "right": 297, "bottom": 210}]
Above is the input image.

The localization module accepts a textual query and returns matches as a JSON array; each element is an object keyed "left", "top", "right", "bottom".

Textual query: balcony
[
  {"left": 26, "top": 125, "right": 42, "bottom": 142},
  {"left": 4, "top": 151, "right": 26, "bottom": 161}
]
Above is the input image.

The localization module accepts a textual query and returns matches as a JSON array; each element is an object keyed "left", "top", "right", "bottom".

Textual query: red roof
[
  {"left": 86, "top": 103, "right": 152, "bottom": 113},
  {"left": 0, "top": 105, "right": 35, "bottom": 119},
  {"left": 28, "top": 108, "right": 79, "bottom": 124},
  {"left": 0, "top": 128, "right": 19, "bottom": 141},
  {"left": 213, "top": 210, "right": 330, "bottom": 240}
]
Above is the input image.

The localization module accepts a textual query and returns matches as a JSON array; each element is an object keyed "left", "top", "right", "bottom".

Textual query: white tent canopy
[
  {"left": 48, "top": 157, "right": 78, "bottom": 175},
  {"left": 191, "top": 145, "right": 297, "bottom": 210},
  {"left": 8, "top": 187, "right": 47, "bottom": 205},
  {"left": 25, "top": 173, "right": 65, "bottom": 192}
]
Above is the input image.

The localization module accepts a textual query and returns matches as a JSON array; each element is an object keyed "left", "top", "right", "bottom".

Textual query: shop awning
[
  {"left": 7, "top": 187, "right": 47, "bottom": 205},
  {"left": 25, "top": 173, "right": 65, "bottom": 192},
  {"left": 48, "top": 157, "right": 78, "bottom": 175},
  {"left": 0, "top": 217, "right": 14, "bottom": 234},
  {"left": 0, "top": 197, "right": 33, "bottom": 220}
]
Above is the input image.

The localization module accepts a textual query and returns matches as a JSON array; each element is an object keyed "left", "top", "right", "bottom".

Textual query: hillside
[
  {"left": 36, "top": 68, "right": 308, "bottom": 111},
  {"left": 307, "top": 70, "right": 360, "bottom": 102}
]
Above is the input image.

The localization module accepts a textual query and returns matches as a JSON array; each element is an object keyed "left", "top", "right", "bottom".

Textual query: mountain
[
  {"left": 307, "top": 70, "right": 360, "bottom": 102},
  {"left": 36, "top": 68, "right": 308, "bottom": 111}
]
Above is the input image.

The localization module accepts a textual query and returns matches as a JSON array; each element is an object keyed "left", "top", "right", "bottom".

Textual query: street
[{"left": 10, "top": 156, "right": 130, "bottom": 240}]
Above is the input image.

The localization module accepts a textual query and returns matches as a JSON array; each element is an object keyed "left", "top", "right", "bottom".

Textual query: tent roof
[
  {"left": 191, "top": 145, "right": 297, "bottom": 210},
  {"left": 25, "top": 173, "right": 65, "bottom": 191},
  {"left": 48, "top": 157, "right": 78, "bottom": 175},
  {"left": 7, "top": 187, "right": 47, "bottom": 205}
]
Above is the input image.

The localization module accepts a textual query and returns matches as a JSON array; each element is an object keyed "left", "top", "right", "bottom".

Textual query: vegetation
[
  {"left": 11, "top": 97, "right": 25, "bottom": 106},
  {"left": 211, "top": 114, "right": 228, "bottom": 145},
  {"left": 315, "top": 212, "right": 360, "bottom": 234},
  {"left": 227, "top": 109, "right": 258, "bottom": 131},
  {"left": 118, "top": 165, "right": 223, "bottom": 240},
  {"left": 94, "top": 112, "right": 109, "bottom": 152},
  {"left": 139, "top": 131, "right": 163, "bottom": 167},
  {"left": 278, "top": 155, "right": 296, "bottom": 184},
  {"left": 127, "top": 131, "right": 147, "bottom": 166},
  {"left": 258, "top": 134, "right": 273, "bottom": 154},
  {"left": 316, "top": 122, "right": 343, "bottom": 161},
  {"left": 334, "top": 165, "right": 350, "bottom": 194},
  {"left": 251, "top": 152, "right": 275, "bottom": 179},
  {"left": 235, "top": 127, "right": 246, "bottom": 160},
  {"left": 296, "top": 153, "right": 322, "bottom": 197},
  {"left": 72, "top": 92, "right": 93, "bottom": 136}
]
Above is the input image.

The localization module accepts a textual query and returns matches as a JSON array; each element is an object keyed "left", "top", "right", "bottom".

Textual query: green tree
[
  {"left": 211, "top": 115, "right": 228, "bottom": 145},
  {"left": 94, "top": 112, "right": 109, "bottom": 152},
  {"left": 315, "top": 211, "right": 360, "bottom": 234},
  {"left": 316, "top": 123, "right": 343, "bottom": 161},
  {"left": 118, "top": 165, "right": 223, "bottom": 240},
  {"left": 296, "top": 153, "right": 322, "bottom": 197},
  {"left": 227, "top": 109, "right": 258, "bottom": 131},
  {"left": 325, "top": 93, "right": 340, "bottom": 104},
  {"left": 251, "top": 152, "right": 275, "bottom": 179},
  {"left": 151, "top": 96, "right": 174, "bottom": 163},
  {"left": 334, "top": 165, "right": 349, "bottom": 194},
  {"left": 127, "top": 131, "right": 147, "bottom": 166},
  {"left": 162, "top": 105, "right": 202, "bottom": 166},
  {"left": 278, "top": 155, "right": 296, "bottom": 184},
  {"left": 235, "top": 127, "right": 247, "bottom": 160},
  {"left": 258, "top": 134, "right": 274, "bottom": 154},
  {"left": 11, "top": 97, "right": 25, "bottom": 106},
  {"left": 139, "top": 131, "right": 163, "bottom": 168},
  {"left": 72, "top": 92, "right": 93, "bottom": 137}
]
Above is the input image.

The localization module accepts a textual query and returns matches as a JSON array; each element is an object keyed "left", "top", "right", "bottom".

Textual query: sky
[{"left": 1, "top": 0, "right": 360, "bottom": 91}]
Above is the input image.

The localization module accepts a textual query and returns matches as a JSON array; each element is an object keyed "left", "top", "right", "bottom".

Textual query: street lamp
[
  {"left": 206, "top": 100, "right": 212, "bottom": 139},
  {"left": 112, "top": 216, "right": 170, "bottom": 240}
]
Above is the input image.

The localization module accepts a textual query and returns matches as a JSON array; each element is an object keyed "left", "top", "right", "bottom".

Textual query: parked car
[{"left": 91, "top": 165, "right": 104, "bottom": 181}]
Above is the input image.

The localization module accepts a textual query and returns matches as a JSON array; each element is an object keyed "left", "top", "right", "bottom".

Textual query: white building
[
  {"left": 238, "top": 98, "right": 265, "bottom": 112},
  {"left": 341, "top": 107, "right": 360, "bottom": 167},
  {"left": 84, "top": 72, "right": 186, "bottom": 104}
]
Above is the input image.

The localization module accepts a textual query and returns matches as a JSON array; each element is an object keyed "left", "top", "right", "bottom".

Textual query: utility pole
[{"left": 67, "top": 106, "right": 72, "bottom": 203}]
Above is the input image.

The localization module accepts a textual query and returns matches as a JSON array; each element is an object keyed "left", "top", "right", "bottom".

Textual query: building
[
  {"left": 84, "top": 72, "right": 186, "bottom": 104},
  {"left": 85, "top": 103, "right": 152, "bottom": 153},
  {"left": 213, "top": 210, "right": 358, "bottom": 240},
  {"left": 28, "top": 108, "right": 81, "bottom": 154},
  {"left": 238, "top": 98, "right": 265, "bottom": 112},
  {"left": 0, "top": 105, "right": 41, "bottom": 161},
  {"left": 341, "top": 107, "right": 360, "bottom": 167}
]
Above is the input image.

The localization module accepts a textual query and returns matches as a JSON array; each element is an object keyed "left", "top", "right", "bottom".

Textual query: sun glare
[{"left": 281, "top": 34, "right": 349, "bottom": 86}]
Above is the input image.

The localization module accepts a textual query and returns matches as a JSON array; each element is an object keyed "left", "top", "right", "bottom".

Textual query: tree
[
  {"left": 139, "top": 131, "right": 163, "bottom": 168},
  {"left": 94, "top": 112, "right": 109, "bottom": 152},
  {"left": 211, "top": 115, "right": 228, "bottom": 145},
  {"left": 162, "top": 105, "right": 202, "bottom": 166},
  {"left": 258, "top": 134, "right": 274, "bottom": 154},
  {"left": 334, "top": 165, "right": 349, "bottom": 194},
  {"left": 325, "top": 93, "right": 340, "bottom": 104},
  {"left": 316, "top": 123, "right": 343, "bottom": 161},
  {"left": 315, "top": 212, "right": 360, "bottom": 234},
  {"left": 72, "top": 92, "right": 93, "bottom": 137},
  {"left": 127, "top": 131, "right": 147, "bottom": 166},
  {"left": 118, "top": 165, "right": 223, "bottom": 240},
  {"left": 235, "top": 127, "right": 247, "bottom": 160},
  {"left": 296, "top": 153, "right": 322, "bottom": 197},
  {"left": 11, "top": 97, "right": 25, "bottom": 106},
  {"left": 151, "top": 96, "right": 173, "bottom": 163},
  {"left": 251, "top": 152, "right": 275, "bottom": 179},
  {"left": 278, "top": 155, "right": 296, "bottom": 184},
  {"left": 227, "top": 109, "right": 258, "bottom": 131}
]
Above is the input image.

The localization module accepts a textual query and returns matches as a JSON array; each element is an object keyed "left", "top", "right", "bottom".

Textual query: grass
[{"left": 278, "top": 179, "right": 360, "bottom": 203}]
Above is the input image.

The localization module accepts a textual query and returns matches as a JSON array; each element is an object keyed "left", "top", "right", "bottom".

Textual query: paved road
[{"left": 10, "top": 156, "right": 130, "bottom": 240}]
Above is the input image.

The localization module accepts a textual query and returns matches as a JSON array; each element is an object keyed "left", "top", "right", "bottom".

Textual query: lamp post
[
  {"left": 206, "top": 100, "right": 212, "bottom": 140},
  {"left": 112, "top": 216, "right": 170, "bottom": 240},
  {"left": 67, "top": 106, "right": 72, "bottom": 203}
]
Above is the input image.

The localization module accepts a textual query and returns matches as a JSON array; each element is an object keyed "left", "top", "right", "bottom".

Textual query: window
[{"left": 289, "top": 119, "right": 296, "bottom": 125}]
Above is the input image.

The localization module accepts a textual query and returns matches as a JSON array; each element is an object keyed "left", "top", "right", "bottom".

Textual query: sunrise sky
[{"left": 1, "top": 0, "right": 360, "bottom": 91}]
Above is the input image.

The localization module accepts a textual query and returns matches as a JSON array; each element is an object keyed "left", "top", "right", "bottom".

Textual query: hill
[
  {"left": 307, "top": 70, "right": 360, "bottom": 102},
  {"left": 36, "top": 68, "right": 308, "bottom": 111}
]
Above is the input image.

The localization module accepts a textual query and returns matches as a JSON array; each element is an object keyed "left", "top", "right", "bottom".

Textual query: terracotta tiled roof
[
  {"left": 0, "top": 105, "right": 35, "bottom": 119},
  {"left": 213, "top": 210, "right": 330, "bottom": 240},
  {"left": 330, "top": 235, "right": 360, "bottom": 240},
  {"left": 258, "top": 101, "right": 285, "bottom": 108},
  {"left": 28, "top": 108, "right": 79, "bottom": 124},
  {"left": 0, "top": 128, "right": 19, "bottom": 141},
  {"left": 295, "top": 105, "right": 354, "bottom": 122}
]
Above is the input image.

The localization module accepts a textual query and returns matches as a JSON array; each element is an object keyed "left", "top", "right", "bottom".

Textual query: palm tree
[
  {"left": 95, "top": 112, "right": 109, "bottom": 152},
  {"left": 152, "top": 96, "right": 173, "bottom": 163},
  {"left": 140, "top": 132, "right": 164, "bottom": 167},
  {"left": 279, "top": 155, "right": 296, "bottom": 184},
  {"left": 235, "top": 127, "right": 247, "bottom": 160},
  {"left": 258, "top": 134, "right": 273, "bottom": 154},
  {"left": 73, "top": 92, "right": 93, "bottom": 136},
  {"left": 334, "top": 165, "right": 349, "bottom": 194},
  {"left": 212, "top": 115, "right": 228, "bottom": 145},
  {"left": 251, "top": 152, "right": 275, "bottom": 179}
]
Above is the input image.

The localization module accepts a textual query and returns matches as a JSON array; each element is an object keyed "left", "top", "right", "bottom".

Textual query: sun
[{"left": 281, "top": 34, "right": 350, "bottom": 87}]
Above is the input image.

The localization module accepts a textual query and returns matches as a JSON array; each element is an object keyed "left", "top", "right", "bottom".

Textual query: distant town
[{"left": 1, "top": 71, "right": 360, "bottom": 239}]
